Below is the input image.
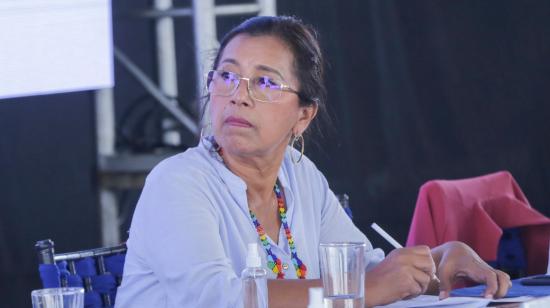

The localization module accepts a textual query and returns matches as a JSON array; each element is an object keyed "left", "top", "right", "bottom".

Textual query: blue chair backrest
[
  {"left": 35, "top": 239, "right": 126, "bottom": 308},
  {"left": 488, "top": 228, "right": 527, "bottom": 278},
  {"left": 337, "top": 193, "right": 353, "bottom": 220}
]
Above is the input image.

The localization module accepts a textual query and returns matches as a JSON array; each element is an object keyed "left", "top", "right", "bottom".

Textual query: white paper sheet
[
  {"left": 0, "top": 0, "right": 113, "bottom": 99},
  {"left": 492, "top": 296, "right": 535, "bottom": 303},
  {"left": 376, "top": 295, "right": 491, "bottom": 308},
  {"left": 375, "top": 295, "right": 537, "bottom": 308}
]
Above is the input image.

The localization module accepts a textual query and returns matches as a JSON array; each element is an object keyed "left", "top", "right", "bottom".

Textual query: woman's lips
[{"left": 224, "top": 116, "right": 252, "bottom": 127}]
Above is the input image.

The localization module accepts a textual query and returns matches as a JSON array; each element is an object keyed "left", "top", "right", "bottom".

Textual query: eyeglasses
[{"left": 206, "top": 70, "right": 301, "bottom": 103}]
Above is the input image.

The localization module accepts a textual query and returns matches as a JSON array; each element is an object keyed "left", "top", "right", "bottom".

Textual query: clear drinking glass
[
  {"left": 319, "top": 242, "right": 366, "bottom": 308},
  {"left": 31, "top": 287, "right": 84, "bottom": 308}
]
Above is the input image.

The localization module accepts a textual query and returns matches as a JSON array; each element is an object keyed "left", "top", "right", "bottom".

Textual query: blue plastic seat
[{"left": 35, "top": 239, "right": 126, "bottom": 308}]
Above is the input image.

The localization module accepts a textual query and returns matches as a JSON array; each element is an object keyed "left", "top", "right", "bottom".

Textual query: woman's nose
[{"left": 230, "top": 79, "right": 253, "bottom": 107}]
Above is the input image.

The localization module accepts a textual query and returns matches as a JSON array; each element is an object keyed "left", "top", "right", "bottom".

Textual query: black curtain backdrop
[
  {"left": 1, "top": 0, "right": 549, "bottom": 306},
  {"left": 278, "top": 0, "right": 550, "bottom": 249}
]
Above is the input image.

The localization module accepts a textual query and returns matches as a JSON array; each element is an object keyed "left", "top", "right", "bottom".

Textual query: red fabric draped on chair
[{"left": 406, "top": 171, "right": 550, "bottom": 275}]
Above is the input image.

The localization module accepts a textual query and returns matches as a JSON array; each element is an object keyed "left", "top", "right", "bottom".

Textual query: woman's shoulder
[{"left": 146, "top": 144, "right": 218, "bottom": 184}]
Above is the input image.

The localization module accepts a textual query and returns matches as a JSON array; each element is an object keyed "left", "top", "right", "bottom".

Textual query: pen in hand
[{"left": 370, "top": 222, "right": 441, "bottom": 284}]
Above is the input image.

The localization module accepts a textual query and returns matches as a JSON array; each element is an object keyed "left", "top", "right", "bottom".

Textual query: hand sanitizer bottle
[
  {"left": 242, "top": 243, "right": 268, "bottom": 308},
  {"left": 307, "top": 287, "right": 324, "bottom": 308}
]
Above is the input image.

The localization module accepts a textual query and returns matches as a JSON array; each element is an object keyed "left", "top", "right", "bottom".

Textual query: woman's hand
[
  {"left": 364, "top": 246, "right": 436, "bottom": 307},
  {"left": 432, "top": 241, "right": 512, "bottom": 299}
]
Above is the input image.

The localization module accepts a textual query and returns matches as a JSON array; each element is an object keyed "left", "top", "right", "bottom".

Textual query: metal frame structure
[{"left": 95, "top": 0, "right": 276, "bottom": 245}]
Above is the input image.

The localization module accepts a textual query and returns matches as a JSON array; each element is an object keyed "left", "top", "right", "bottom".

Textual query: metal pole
[
  {"left": 94, "top": 88, "right": 121, "bottom": 246},
  {"left": 155, "top": 0, "right": 181, "bottom": 146},
  {"left": 95, "top": 89, "right": 115, "bottom": 157},
  {"left": 99, "top": 189, "right": 121, "bottom": 246},
  {"left": 192, "top": 0, "right": 218, "bottom": 100},
  {"left": 258, "top": 0, "right": 277, "bottom": 16}
]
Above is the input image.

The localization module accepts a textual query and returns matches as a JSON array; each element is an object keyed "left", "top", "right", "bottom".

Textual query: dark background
[{"left": 1, "top": 0, "right": 549, "bottom": 306}]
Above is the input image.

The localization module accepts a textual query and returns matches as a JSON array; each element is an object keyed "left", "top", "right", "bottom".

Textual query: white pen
[
  {"left": 371, "top": 222, "right": 440, "bottom": 284},
  {"left": 371, "top": 222, "right": 403, "bottom": 249}
]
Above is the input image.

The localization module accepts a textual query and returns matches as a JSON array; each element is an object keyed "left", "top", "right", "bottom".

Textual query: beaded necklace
[
  {"left": 209, "top": 138, "right": 307, "bottom": 279},
  {"left": 249, "top": 183, "right": 307, "bottom": 279}
]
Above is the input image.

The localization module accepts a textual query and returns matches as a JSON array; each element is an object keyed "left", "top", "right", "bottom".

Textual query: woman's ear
[{"left": 294, "top": 104, "right": 318, "bottom": 135}]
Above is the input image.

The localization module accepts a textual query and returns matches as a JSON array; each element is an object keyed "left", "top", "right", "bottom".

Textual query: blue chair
[
  {"left": 35, "top": 239, "right": 126, "bottom": 308},
  {"left": 489, "top": 228, "right": 527, "bottom": 278},
  {"left": 337, "top": 193, "right": 353, "bottom": 220}
]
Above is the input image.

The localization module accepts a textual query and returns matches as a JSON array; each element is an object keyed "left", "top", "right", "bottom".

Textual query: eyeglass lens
[{"left": 207, "top": 70, "right": 284, "bottom": 102}]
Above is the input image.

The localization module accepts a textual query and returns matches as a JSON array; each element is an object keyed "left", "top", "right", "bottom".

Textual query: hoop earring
[{"left": 290, "top": 134, "right": 304, "bottom": 164}]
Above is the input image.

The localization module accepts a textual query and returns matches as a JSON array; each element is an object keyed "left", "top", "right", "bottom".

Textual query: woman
[{"left": 115, "top": 16, "right": 510, "bottom": 308}]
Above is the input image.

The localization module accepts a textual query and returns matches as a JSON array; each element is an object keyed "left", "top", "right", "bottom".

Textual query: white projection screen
[{"left": 0, "top": 0, "right": 113, "bottom": 99}]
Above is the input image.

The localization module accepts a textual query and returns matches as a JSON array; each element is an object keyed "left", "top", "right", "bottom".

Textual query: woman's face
[{"left": 210, "top": 34, "right": 316, "bottom": 159}]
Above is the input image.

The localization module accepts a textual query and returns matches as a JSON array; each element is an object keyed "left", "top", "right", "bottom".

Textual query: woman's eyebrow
[
  {"left": 220, "top": 58, "right": 240, "bottom": 66},
  {"left": 220, "top": 59, "right": 285, "bottom": 80}
]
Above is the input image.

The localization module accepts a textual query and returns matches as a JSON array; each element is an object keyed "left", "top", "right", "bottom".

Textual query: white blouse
[{"left": 115, "top": 138, "right": 384, "bottom": 308}]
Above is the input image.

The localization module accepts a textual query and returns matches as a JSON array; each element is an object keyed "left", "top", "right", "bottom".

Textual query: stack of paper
[{"left": 376, "top": 295, "right": 535, "bottom": 308}]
